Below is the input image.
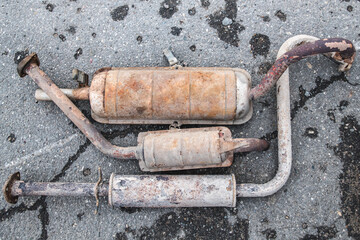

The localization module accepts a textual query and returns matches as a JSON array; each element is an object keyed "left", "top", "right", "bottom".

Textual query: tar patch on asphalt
[
  {"left": 333, "top": 115, "right": 360, "bottom": 238},
  {"left": 116, "top": 209, "right": 249, "bottom": 239},
  {"left": 208, "top": 0, "right": 245, "bottom": 47}
]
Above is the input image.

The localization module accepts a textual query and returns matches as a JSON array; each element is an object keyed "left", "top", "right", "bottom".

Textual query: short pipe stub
[
  {"left": 17, "top": 52, "right": 40, "bottom": 77},
  {"left": 2, "top": 172, "right": 20, "bottom": 204}
]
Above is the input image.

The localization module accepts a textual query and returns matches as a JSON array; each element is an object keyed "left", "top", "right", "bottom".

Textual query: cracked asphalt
[{"left": 1, "top": 0, "right": 360, "bottom": 239}]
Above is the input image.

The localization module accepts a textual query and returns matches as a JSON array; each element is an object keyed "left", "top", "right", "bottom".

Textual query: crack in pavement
[{"left": 291, "top": 73, "right": 358, "bottom": 120}]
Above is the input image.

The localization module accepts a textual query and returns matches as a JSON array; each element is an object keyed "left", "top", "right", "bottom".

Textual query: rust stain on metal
[
  {"left": 72, "top": 87, "right": 89, "bottom": 100},
  {"left": 89, "top": 67, "right": 246, "bottom": 124},
  {"left": 109, "top": 175, "right": 236, "bottom": 207}
]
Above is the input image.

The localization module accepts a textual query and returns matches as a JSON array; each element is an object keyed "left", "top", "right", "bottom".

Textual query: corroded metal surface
[
  {"left": 11, "top": 182, "right": 108, "bottom": 197},
  {"left": 137, "top": 127, "right": 268, "bottom": 172},
  {"left": 137, "top": 127, "right": 233, "bottom": 172},
  {"left": 90, "top": 67, "right": 252, "bottom": 125},
  {"left": 250, "top": 38, "right": 356, "bottom": 100},
  {"left": 108, "top": 174, "right": 236, "bottom": 208}
]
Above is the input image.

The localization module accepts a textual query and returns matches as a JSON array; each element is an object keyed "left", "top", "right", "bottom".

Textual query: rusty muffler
[
  {"left": 15, "top": 37, "right": 355, "bottom": 172},
  {"left": 3, "top": 172, "right": 236, "bottom": 207}
]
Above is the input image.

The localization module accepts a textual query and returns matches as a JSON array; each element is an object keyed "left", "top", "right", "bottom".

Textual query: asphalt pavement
[{"left": 0, "top": 0, "right": 359, "bottom": 239}]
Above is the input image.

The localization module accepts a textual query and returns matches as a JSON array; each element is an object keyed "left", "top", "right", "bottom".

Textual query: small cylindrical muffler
[{"left": 136, "top": 127, "right": 233, "bottom": 171}]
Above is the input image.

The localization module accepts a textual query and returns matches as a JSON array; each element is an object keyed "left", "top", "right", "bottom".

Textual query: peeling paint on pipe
[{"left": 250, "top": 38, "right": 356, "bottom": 100}]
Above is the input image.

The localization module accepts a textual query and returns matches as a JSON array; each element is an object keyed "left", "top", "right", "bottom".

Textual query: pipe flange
[
  {"left": 2, "top": 172, "right": 20, "bottom": 204},
  {"left": 17, "top": 53, "right": 40, "bottom": 77}
]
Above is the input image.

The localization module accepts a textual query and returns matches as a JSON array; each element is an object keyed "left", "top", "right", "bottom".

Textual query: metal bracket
[
  {"left": 72, "top": 69, "right": 89, "bottom": 88},
  {"left": 163, "top": 48, "right": 180, "bottom": 67}
]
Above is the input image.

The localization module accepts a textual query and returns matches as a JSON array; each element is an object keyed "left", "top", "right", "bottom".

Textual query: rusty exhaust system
[
  {"left": 15, "top": 37, "right": 354, "bottom": 172},
  {"left": 4, "top": 35, "right": 355, "bottom": 208}
]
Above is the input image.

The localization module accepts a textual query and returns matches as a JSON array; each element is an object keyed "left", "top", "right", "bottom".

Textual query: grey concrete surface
[{"left": 0, "top": 0, "right": 360, "bottom": 239}]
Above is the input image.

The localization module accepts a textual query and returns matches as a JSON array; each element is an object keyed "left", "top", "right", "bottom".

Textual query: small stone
[
  {"left": 302, "top": 222, "right": 308, "bottom": 229},
  {"left": 222, "top": 17, "right": 232, "bottom": 26},
  {"left": 7, "top": 133, "right": 16, "bottom": 143},
  {"left": 188, "top": 7, "right": 196, "bottom": 16},
  {"left": 83, "top": 168, "right": 91, "bottom": 176}
]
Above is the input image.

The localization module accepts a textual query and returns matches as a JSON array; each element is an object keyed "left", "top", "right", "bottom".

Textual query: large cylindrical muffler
[{"left": 89, "top": 67, "right": 252, "bottom": 125}]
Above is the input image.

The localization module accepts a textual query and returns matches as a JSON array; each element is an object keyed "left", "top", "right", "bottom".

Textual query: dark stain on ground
[
  {"left": 136, "top": 35, "right": 143, "bottom": 44},
  {"left": 66, "top": 26, "right": 76, "bottom": 35},
  {"left": 250, "top": 34, "right": 270, "bottom": 58},
  {"left": 46, "top": 3, "right": 55, "bottom": 12},
  {"left": 300, "top": 225, "right": 338, "bottom": 240},
  {"left": 338, "top": 100, "right": 349, "bottom": 111},
  {"left": 77, "top": 212, "right": 84, "bottom": 221},
  {"left": 159, "top": 0, "right": 180, "bottom": 19},
  {"left": 190, "top": 44, "right": 196, "bottom": 51},
  {"left": 119, "top": 207, "right": 141, "bottom": 214},
  {"left": 275, "top": 10, "right": 286, "bottom": 21},
  {"left": 327, "top": 109, "right": 336, "bottom": 123},
  {"left": 170, "top": 26, "right": 182, "bottom": 36},
  {"left": 262, "top": 228, "right": 277, "bottom": 239},
  {"left": 59, "top": 34, "right": 66, "bottom": 42},
  {"left": 262, "top": 130, "right": 278, "bottom": 142},
  {"left": 14, "top": 50, "right": 29, "bottom": 64},
  {"left": 261, "top": 15, "right": 271, "bottom": 22},
  {"left": 327, "top": 100, "right": 349, "bottom": 123},
  {"left": 38, "top": 200, "right": 49, "bottom": 240},
  {"left": 115, "top": 232, "right": 128, "bottom": 240},
  {"left": 74, "top": 48, "right": 83, "bottom": 60},
  {"left": 116, "top": 209, "right": 249, "bottom": 239},
  {"left": 347, "top": 5, "right": 353, "bottom": 12},
  {"left": 302, "top": 222, "right": 308, "bottom": 229},
  {"left": 208, "top": 0, "right": 245, "bottom": 47},
  {"left": 111, "top": 5, "right": 129, "bottom": 21},
  {"left": 333, "top": 116, "right": 360, "bottom": 238},
  {"left": 304, "top": 127, "right": 318, "bottom": 138},
  {"left": 7, "top": 133, "right": 16, "bottom": 143},
  {"left": 291, "top": 73, "right": 358, "bottom": 120},
  {"left": 201, "top": 0, "right": 210, "bottom": 8},
  {"left": 188, "top": 7, "right": 196, "bottom": 16},
  {"left": 257, "top": 61, "right": 273, "bottom": 75},
  {"left": 82, "top": 168, "right": 91, "bottom": 176},
  {"left": 258, "top": 100, "right": 271, "bottom": 107}
]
